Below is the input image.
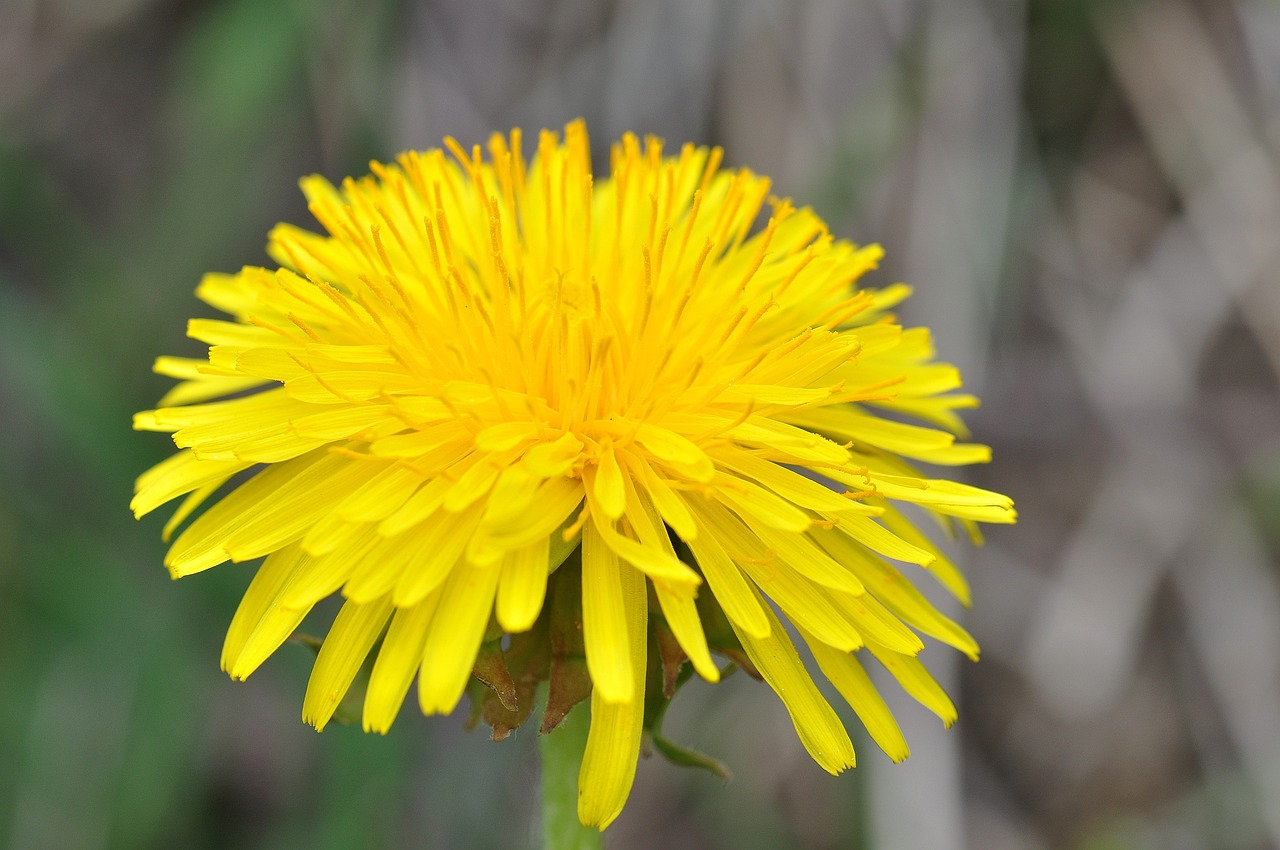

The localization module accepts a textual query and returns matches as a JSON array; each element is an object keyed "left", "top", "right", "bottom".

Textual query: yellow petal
[
  {"left": 474, "top": 420, "right": 540, "bottom": 452},
  {"left": 342, "top": 524, "right": 437, "bottom": 604},
  {"left": 161, "top": 479, "right": 222, "bottom": 542},
  {"left": 731, "top": 589, "right": 855, "bottom": 773},
  {"left": 724, "top": 416, "right": 849, "bottom": 464},
  {"left": 830, "top": 589, "right": 924, "bottom": 656},
  {"left": 523, "top": 432, "right": 584, "bottom": 477},
  {"left": 485, "top": 476, "right": 584, "bottom": 547},
  {"left": 368, "top": 423, "right": 471, "bottom": 458},
  {"left": 221, "top": 541, "right": 304, "bottom": 673},
  {"left": 733, "top": 509, "right": 864, "bottom": 595},
  {"left": 633, "top": 456, "right": 698, "bottom": 541},
  {"left": 738, "top": 558, "right": 863, "bottom": 653},
  {"left": 495, "top": 537, "right": 551, "bottom": 633},
  {"left": 166, "top": 449, "right": 368, "bottom": 576},
  {"left": 652, "top": 582, "right": 719, "bottom": 683},
  {"left": 303, "top": 595, "right": 394, "bottom": 730},
  {"left": 867, "top": 644, "right": 958, "bottom": 727},
  {"left": 442, "top": 456, "right": 503, "bottom": 512},
  {"left": 716, "top": 474, "right": 813, "bottom": 533},
  {"left": 896, "top": 442, "right": 992, "bottom": 466},
  {"left": 713, "top": 450, "right": 879, "bottom": 516},
  {"left": 625, "top": 485, "right": 718, "bottom": 682},
  {"left": 718, "top": 383, "right": 834, "bottom": 405},
  {"left": 363, "top": 592, "right": 441, "bottom": 733},
  {"left": 875, "top": 504, "right": 971, "bottom": 604},
  {"left": 929, "top": 503, "right": 1017, "bottom": 523},
  {"left": 230, "top": 600, "right": 312, "bottom": 682},
  {"left": 193, "top": 271, "right": 255, "bottom": 315},
  {"left": 392, "top": 503, "right": 484, "bottom": 607},
  {"left": 156, "top": 372, "right": 265, "bottom": 407},
  {"left": 581, "top": 522, "right": 635, "bottom": 703},
  {"left": 691, "top": 499, "right": 859, "bottom": 647},
  {"left": 187, "top": 318, "right": 279, "bottom": 347},
  {"left": 577, "top": 539, "right": 648, "bottom": 829},
  {"left": 803, "top": 632, "right": 909, "bottom": 763},
  {"left": 417, "top": 561, "right": 501, "bottom": 714},
  {"left": 866, "top": 394, "right": 978, "bottom": 438},
  {"left": 279, "top": 530, "right": 377, "bottom": 609},
  {"left": 284, "top": 368, "right": 417, "bottom": 403},
  {"left": 830, "top": 514, "right": 935, "bottom": 567},
  {"left": 588, "top": 443, "right": 626, "bottom": 520},
  {"left": 587, "top": 510, "right": 701, "bottom": 589},
  {"left": 632, "top": 423, "right": 714, "bottom": 482},
  {"left": 131, "top": 450, "right": 252, "bottom": 518},
  {"left": 481, "top": 465, "right": 539, "bottom": 529},
  {"left": 683, "top": 503, "right": 771, "bottom": 639},
  {"left": 377, "top": 475, "right": 455, "bottom": 537},
  {"left": 812, "top": 526, "right": 979, "bottom": 659},
  {"left": 227, "top": 553, "right": 327, "bottom": 680},
  {"left": 790, "top": 408, "right": 954, "bottom": 455},
  {"left": 865, "top": 473, "right": 1013, "bottom": 509},
  {"left": 286, "top": 404, "right": 394, "bottom": 441},
  {"left": 301, "top": 514, "right": 371, "bottom": 557},
  {"left": 336, "top": 463, "right": 424, "bottom": 522}
]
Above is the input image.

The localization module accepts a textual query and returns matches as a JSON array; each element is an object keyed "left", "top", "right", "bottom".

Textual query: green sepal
[
  {"left": 463, "top": 678, "right": 488, "bottom": 731},
  {"left": 541, "top": 551, "right": 592, "bottom": 733},
  {"left": 652, "top": 617, "right": 687, "bottom": 700},
  {"left": 641, "top": 659, "right": 732, "bottom": 779},
  {"left": 472, "top": 638, "right": 518, "bottom": 711},
  {"left": 649, "top": 731, "right": 733, "bottom": 780},
  {"left": 542, "top": 656, "right": 592, "bottom": 734},
  {"left": 290, "top": 632, "right": 324, "bottom": 655},
  {"left": 483, "top": 617, "right": 551, "bottom": 740}
]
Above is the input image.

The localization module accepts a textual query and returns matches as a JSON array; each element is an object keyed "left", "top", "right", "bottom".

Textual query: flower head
[{"left": 134, "top": 120, "right": 1014, "bottom": 828}]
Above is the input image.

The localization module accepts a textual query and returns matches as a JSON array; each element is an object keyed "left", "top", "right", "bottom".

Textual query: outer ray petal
[
  {"left": 577, "top": 542, "right": 648, "bottom": 829},
  {"left": 802, "top": 630, "right": 910, "bottom": 763},
  {"left": 417, "top": 560, "right": 502, "bottom": 715},
  {"left": 682, "top": 501, "right": 772, "bottom": 639},
  {"left": 633, "top": 456, "right": 698, "bottom": 541},
  {"left": 392, "top": 503, "right": 485, "bottom": 607},
  {"left": 279, "top": 529, "right": 378, "bottom": 609},
  {"left": 166, "top": 449, "right": 369, "bottom": 575},
  {"left": 730, "top": 588, "right": 856, "bottom": 774},
  {"left": 735, "top": 512, "right": 864, "bottom": 594},
  {"left": 867, "top": 644, "right": 959, "bottom": 727},
  {"left": 812, "top": 526, "right": 979, "bottom": 659},
  {"left": 581, "top": 522, "right": 635, "bottom": 704},
  {"left": 584, "top": 488, "right": 702, "bottom": 590},
  {"left": 495, "top": 537, "right": 551, "bottom": 633},
  {"left": 363, "top": 592, "right": 441, "bottom": 733},
  {"left": 303, "top": 595, "right": 395, "bottom": 730},
  {"left": 131, "top": 450, "right": 253, "bottom": 518},
  {"left": 625, "top": 483, "right": 718, "bottom": 683},
  {"left": 221, "top": 541, "right": 306, "bottom": 674}
]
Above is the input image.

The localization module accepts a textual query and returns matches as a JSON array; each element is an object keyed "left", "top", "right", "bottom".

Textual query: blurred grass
[{"left": 0, "top": 2, "right": 433, "bottom": 847}]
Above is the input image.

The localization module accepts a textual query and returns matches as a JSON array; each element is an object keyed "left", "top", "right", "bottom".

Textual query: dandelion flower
[{"left": 133, "top": 120, "right": 1014, "bottom": 828}]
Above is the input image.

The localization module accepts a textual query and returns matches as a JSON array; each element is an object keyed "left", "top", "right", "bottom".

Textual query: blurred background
[{"left": 2, "top": 0, "right": 1280, "bottom": 847}]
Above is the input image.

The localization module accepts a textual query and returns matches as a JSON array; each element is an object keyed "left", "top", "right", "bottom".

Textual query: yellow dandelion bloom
[{"left": 133, "top": 120, "right": 1014, "bottom": 828}]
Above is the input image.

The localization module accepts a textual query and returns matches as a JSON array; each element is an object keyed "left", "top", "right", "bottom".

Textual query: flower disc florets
[{"left": 133, "top": 120, "right": 1014, "bottom": 828}]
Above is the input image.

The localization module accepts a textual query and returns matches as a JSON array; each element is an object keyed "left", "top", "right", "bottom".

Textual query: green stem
[{"left": 538, "top": 695, "right": 603, "bottom": 850}]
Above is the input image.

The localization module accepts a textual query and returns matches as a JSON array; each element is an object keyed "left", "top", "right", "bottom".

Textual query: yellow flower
[{"left": 133, "top": 120, "right": 1014, "bottom": 828}]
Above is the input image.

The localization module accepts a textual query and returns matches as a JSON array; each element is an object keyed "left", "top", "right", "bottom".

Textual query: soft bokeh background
[{"left": 3, "top": 0, "right": 1280, "bottom": 847}]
